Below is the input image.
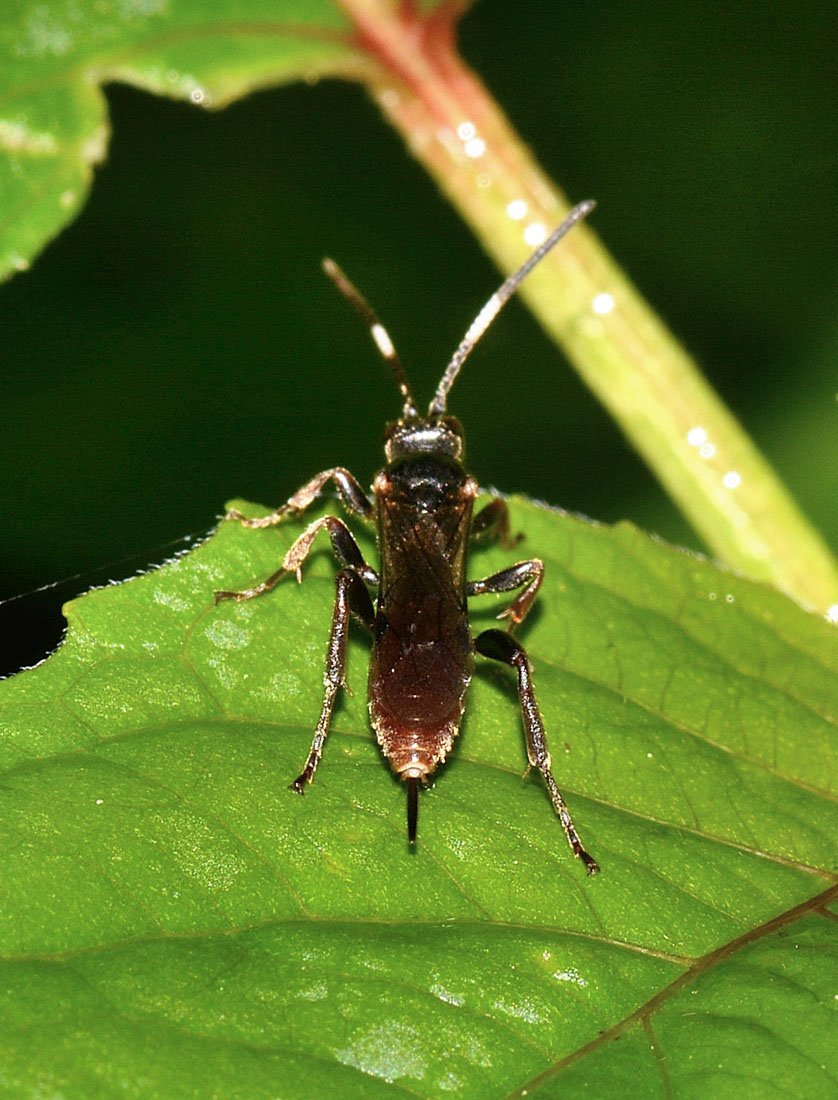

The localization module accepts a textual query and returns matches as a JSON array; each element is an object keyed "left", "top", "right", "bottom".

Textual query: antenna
[
  {"left": 322, "top": 258, "right": 418, "bottom": 419},
  {"left": 429, "top": 199, "right": 595, "bottom": 417}
]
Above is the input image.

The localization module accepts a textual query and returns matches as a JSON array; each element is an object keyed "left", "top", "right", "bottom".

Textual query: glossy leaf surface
[{"left": 1, "top": 496, "right": 836, "bottom": 1098}]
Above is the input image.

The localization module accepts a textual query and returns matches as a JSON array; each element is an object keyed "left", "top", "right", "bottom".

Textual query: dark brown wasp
[{"left": 215, "top": 200, "right": 599, "bottom": 874}]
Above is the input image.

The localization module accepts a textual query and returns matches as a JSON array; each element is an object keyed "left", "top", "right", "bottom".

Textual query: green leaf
[
  {"left": 1, "top": 495, "right": 836, "bottom": 1098},
  {"left": 0, "top": 0, "right": 359, "bottom": 279}
]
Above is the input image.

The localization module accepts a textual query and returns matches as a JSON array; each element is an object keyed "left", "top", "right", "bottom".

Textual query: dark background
[{"left": 2, "top": 0, "right": 837, "bottom": 676}]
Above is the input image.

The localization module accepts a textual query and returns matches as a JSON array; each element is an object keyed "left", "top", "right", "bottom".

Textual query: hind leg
[{"left": 475, "top": 628, "right": 599, "bottom": 875}]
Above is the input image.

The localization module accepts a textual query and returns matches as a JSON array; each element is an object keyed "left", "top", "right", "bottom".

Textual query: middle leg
[
  {"left": 215, "top": 515, "right": 378, "bottom": 603},
  {"left": 466, "top": 558, "right": 544, "bottom": 626}
]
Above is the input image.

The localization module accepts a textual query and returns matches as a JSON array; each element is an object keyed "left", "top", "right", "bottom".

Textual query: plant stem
[{"left": 334, "top": 0, "right": 838, "bottom": 616}]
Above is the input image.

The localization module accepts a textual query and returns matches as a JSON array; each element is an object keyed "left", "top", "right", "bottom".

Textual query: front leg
[
  {"left": 215, "top": 515, "right": 378, "bottom": 603},
  {"left": 466, "top": 558, "right": 544, "bottom": 626},
  {"left": 470, "top": 498, "right": 521, "bottom": 549},
  {"left": 475, "top": 628, "right": 599, "bottom": 875},
  {"left": 227, "top": 467, "right": 374, "bottom": 528}
]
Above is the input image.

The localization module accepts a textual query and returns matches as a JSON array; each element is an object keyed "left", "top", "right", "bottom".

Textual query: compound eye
[{"left": 437, "top": 415, "right": 464, "bottom": 439}]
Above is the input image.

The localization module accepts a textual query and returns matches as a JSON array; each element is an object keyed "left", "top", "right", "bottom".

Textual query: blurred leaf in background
[{"left": 1, "top": 0, "right": 836, "bottom": 673}]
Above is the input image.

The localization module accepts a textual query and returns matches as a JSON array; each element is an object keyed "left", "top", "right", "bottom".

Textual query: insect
[{"left": 215, "top": 200, "right": 599, "bottom": 874}]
